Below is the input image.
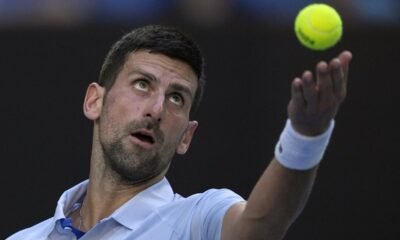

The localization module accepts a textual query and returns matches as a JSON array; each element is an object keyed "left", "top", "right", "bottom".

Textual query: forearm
[
  {"left": 222, "top": 159, "right": 318, "bottom": 240},
  {"left": 240, "top": 159, "right": 318, "bottom": 239}
]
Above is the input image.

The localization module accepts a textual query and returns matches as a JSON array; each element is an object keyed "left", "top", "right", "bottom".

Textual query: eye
[
  {"left": 133, "top": 80, "right": 149, "bottom": 92},
  {"left": 169, "top": 93, "right": 184, "bottom": 106}
]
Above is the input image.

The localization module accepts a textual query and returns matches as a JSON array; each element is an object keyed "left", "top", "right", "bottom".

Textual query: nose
[{"left": 144, "top": 94, "right": 164, "bottom": 122}]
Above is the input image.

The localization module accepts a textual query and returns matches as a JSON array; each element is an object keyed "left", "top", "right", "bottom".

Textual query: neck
[
  {"left": 80, "top": 174, "right": 163, "bottom": 231},
  {"left": 77, "top": 162, "right": 165, "bottom": 231},
  {"left": 74, "top": 131, "right": 166, "bottom": 231}
]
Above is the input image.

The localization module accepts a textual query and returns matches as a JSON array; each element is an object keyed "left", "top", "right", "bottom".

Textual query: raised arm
[{"left": 221, "top": 51, "right": 353, "bottom": 240}]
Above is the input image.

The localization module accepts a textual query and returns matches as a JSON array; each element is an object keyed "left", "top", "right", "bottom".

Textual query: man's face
[{"left": 96, "top": 50, "right": 198, "bottom": 183}]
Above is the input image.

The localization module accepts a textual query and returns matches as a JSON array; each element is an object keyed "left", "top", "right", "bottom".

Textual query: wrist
[{"left": 274, "top": 119, "right": 335, "bottom": 170}]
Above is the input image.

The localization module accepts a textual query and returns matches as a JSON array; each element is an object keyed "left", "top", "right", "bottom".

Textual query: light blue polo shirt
[{"left": 7, "top": 178, "right": 244, "bottom": 240}]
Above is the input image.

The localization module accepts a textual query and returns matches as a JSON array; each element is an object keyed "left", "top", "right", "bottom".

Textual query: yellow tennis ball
[{"left": 294, "top": 3, "right": 342, "bottom": 50}]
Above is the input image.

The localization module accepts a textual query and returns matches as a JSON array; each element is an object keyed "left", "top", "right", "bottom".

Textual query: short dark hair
[{"left": 98, "top": 25, "right": 205, "bottom": 117}]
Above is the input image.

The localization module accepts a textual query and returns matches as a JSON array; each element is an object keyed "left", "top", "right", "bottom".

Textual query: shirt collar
[
  {"left": 53, "top": 178, "right": 174, "bottom": 230},
  {"left": 54, "top": 179, "right": 89, "bottom": 221},
  {"left": 111, "top": 178, "right": 175, "bottom": 230}
]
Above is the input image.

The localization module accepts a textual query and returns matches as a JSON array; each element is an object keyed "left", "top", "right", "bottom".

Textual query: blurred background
[{"left": 2, "top": 0, "right": 399, "bottom": 239}]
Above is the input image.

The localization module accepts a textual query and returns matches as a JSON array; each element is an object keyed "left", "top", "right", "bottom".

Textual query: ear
[
  {"left": 176, "top": 121, "right": 199, "bottom": 155},
  {"left": 83, "top": 83, "right": 106, "bottom": 120}
]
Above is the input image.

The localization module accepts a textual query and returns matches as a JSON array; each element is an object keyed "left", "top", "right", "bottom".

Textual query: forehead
[{"left": 119, "top": 50, "right": 198, "bottom": 90}]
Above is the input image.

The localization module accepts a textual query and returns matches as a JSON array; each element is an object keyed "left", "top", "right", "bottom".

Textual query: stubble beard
[{"left": 99, "top": 118, "right": 180, "bottom": 185}]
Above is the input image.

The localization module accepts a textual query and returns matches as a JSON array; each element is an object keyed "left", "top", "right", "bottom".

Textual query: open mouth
[{"left": 131, "top": 132, "right": 155, "bottom": 144}]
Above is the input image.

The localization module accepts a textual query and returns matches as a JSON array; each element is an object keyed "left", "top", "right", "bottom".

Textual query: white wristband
[{"left": 274, "top": 119, "right": 335, "bottom": 170}]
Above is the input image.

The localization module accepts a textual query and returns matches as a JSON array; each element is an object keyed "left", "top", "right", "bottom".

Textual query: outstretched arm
[{"left": 221, "top": 51, "right": 353, "bottom": 240}]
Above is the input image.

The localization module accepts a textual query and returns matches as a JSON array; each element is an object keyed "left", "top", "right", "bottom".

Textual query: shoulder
[
  {"left": 184, "top": 188, "right": 244, "bottom": 211},
  {"left": 195, "top": 188, "right": 244, "bottom": 203},
  {"left": 161, "top": 188, "right": 243, "bottom": 215},
  {"left": 187, "top": 188, "right": 245, "bottom": 226},
  {"left": 6, "top": 218, "right": 54, "bottom": 240},
  {"left": 154, "top": 188, "right": 244, "bottom": 239}
]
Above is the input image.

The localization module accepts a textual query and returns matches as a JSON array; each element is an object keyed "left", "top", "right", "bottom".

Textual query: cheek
[
  {"left": 162, "top": 114, "right": 188, "bottom": 141},
  {"left": 100, "top": 98, "right": 132, "bottom": 135},
  {"left": 105, "top": 91, "right": 143, "bottom": 120},
  {"left": 165, "top": 104, "right": 190, "bottom": 119}
]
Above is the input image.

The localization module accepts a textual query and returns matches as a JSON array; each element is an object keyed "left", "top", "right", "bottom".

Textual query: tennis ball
[{"left": 294, "top": 3, "right": 342, "bottom": 50}]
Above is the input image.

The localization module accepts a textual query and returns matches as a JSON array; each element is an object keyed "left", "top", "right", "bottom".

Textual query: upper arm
[{"left": 221, "top": 202, "right": 246, "bottom": 240}]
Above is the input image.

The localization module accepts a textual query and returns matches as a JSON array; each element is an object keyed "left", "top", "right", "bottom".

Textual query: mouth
[{"left": 130, "top": 129, "right": 155, "bottom": 147}]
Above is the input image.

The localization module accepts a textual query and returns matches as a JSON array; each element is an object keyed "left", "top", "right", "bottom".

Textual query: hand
[{"left": 288, "top": 51, "right": 353, "bottom": 136}]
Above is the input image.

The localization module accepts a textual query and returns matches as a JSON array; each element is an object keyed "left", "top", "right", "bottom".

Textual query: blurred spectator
[
  {"left": 351, "top": 0, "right": 400, "bottom": 25},
  {"left": 177, "top": 0, "right": 233, "bottom": 27},
  {"left": 89, "top": 0, "right": 172, "bottom": 25},
  {"left": 0, "top": 0, "right": 398, "bottom": 27},
  {"left": 0, "top": 0, "right": 172, "bottom": 26},
  {"left": 233, "top": 0, "right": 315, "bottom": 25},
  {"left": 232, "top": 0, "right": 400, "bottom": 26},
  {"left": 0, "top": 0, "right": 88, "bottom": 26}
]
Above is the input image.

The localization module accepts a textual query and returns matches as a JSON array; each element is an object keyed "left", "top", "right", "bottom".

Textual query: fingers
[
  {"left": 338, "top": 50, "right": 353, "bottom": 81},
  {"left": 330, "top": 50, "right": 353, "bottom": 100},
  {"left": 332, "top": 50, "right": 352, "bottom": 88},
  {"left": 290, "top": 71, "right": 317, "bottom": 111},
  {"left": 290, "top": 50, "right": 353, "bottom": 110},
  {"left": 316, "top": 61, "right": 332, "bottom": 102},
  {"left": 301, "top": 71, "right": 317, "bottom": 109},
  {"left": 329, "top": 58, "right": 345, "bottom": 99},
  {"left": 291, "top": 77, "right": 305, "bottom": 109},
  {"left": 316, "top": 50, "right": 353, "bottom": 101}
]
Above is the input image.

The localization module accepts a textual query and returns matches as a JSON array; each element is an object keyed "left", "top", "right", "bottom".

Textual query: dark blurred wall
[{"left": 2, "top": 18, "right": 399, "bottom": 239}]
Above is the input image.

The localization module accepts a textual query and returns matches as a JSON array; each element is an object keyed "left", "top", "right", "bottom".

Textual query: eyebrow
[
  {"left": 128, "top": 69, "right": 158, "bottom": 83},
  {"left": 169, "top": 83, "right": 194, "bottom": 100}
]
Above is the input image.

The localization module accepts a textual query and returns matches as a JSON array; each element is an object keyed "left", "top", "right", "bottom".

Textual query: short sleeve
[{"left": 190, "top": 189, "right": 244, "bottom": 240}]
